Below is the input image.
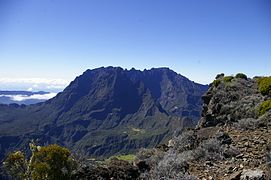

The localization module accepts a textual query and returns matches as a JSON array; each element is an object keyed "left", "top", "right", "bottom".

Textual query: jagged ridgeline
[{"left": 0, "top": 67, "right": 207, "bottom": 161}]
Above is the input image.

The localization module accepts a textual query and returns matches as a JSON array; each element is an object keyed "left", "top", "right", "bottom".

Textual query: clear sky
[{"left": 0, "top": 0, "right": 271, "bottom": 91}]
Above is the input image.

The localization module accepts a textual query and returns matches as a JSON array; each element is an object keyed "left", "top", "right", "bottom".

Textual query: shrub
[
  {"left": 258, "top": 99, "right": 271, "bottom": 116},
  {"left": 3, "top": 142, "right": 77, "bottom": 180},
  {"left": 223, "top": 76, "right": 234, "bottom": 83},
  {"left": 147, "top": 150, "right": 190, "bottom": 179},
  {"left": 193, "top": 138, "right": 223, "bottom": 161},
  {"left": 171, "top": 130, "right": 196, "bottom": 153},
  {"left": 235, "top": 73, "right": 247, "bottom": 80},
  {"left": 212, "top": 79, "right": 221, "bottom": 87},
  {"left": 215, "top": 73, "right": 225, "bottom": 79},
  {"left": 31, "top": 144, "right": 77, "bottom": 180},
  {"left": 236, "top": 118, "right": 259, "bottom": 130},
  {"left": 257, "top": 77, "right": 271, "bottom": 95},
  {"left": 3, "top": 151, "right": 28, "bottom": 179}
]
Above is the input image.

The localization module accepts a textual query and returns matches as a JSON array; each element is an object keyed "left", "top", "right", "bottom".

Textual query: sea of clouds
[
  {"left": 0, "top": 93, "right": 57, "bottom": 101},
  {"left": 0, "top": 78, "right": 70, "bottom": 93}
]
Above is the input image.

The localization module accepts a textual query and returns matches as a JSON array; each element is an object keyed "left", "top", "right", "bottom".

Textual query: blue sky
[{"left": 0, "top": 0, "right": 271, "bottom": 91}]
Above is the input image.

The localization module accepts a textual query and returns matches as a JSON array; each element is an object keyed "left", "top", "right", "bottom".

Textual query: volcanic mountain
[{"left": 0, "top": 67, "right": 207, "bottom": 160}]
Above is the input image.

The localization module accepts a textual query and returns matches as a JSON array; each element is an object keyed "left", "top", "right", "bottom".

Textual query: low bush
[
  {"left": 223, "top": 76, "right": 234, "bottom": 83},
  {"left": 236, "top": 118, "right": 259, "bottom": 130},
  {"left": 258, "top": 99, "right": 271, "bottom": 116},
  {"left": 171, "top": 130, "right": 196, "bottom": 152},
  {"left": 257, "top": 77, "right": 271, "bottom": 95},
  {"left": 193, "top": 138, "right": 223, "bottom": 161},
  {"left": 3, "top": 142, "right": 77, "bottom": 180},
  {"left": 235, "top": 73, "right": 247, "bottom": 80}
]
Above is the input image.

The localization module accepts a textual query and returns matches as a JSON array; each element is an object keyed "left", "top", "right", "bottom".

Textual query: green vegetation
[
  {"left": 258, "top": 99, "right": 271, "bottom": 116},
  {"left": 3, "top": 151, "right": 28, "bottom": 179},
  {"left": 223, "top": 76, "right": 234, "bottom": 83},
  {"left": 215, "top": 73, "right": 224, "bottom": 79},
  {"left": 212, "top": 79, "right": 221, "bottom": 87},
  {"left": 257, "top": 76, "right": 271, "bottom": 95},
  {"left": 235, "top": 73, "right": 247, "bottom": 80},
  {"left": 109, "top": 154, "right": 136, "bottom": 163},
  {"left": 3, "top": 142, "right": 77, "bottom": 180}
]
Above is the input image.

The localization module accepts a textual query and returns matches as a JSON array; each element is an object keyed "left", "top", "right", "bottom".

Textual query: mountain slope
[{"left": 0, "top": 67, "right": 207, "bottom": 160}]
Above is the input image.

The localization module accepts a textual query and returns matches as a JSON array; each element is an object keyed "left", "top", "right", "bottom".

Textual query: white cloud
[
  {"left": 0, "top": 93, "right": 57, "bottom": 101},
  {"left": 27, "top": 87, "right": 33, "bottom": 91},
  {"left": 0, "top": 78, "right": 70, "bottom": 92},
  {"left": 0, "top": 78, "right": 69, "bottom": 85}
]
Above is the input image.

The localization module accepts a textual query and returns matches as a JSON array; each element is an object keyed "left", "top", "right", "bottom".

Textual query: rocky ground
[{"left": 133, "top": 74, "right": 271, "bottom": 180}]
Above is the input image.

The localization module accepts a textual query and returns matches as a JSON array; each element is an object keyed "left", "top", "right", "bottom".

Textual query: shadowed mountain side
[{"left": 0, "top": 67, "right": 207, "bottom": 160}]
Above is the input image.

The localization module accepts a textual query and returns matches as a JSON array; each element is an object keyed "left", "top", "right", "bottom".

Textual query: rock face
[
  {"left": 135, "top": 74, "right": 271, "bottom": 180},
  {"left": 192, "top": 75, "right": 271, "bottom": 179},
  {"left": 0, "top": 67, "right": 207, "bottom": 161},
  {"left": 198, "top": 76, "right": 264, "bottom": 128}
]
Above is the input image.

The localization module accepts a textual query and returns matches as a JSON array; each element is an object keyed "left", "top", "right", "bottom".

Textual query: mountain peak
[{"left": 0, "top": 67, "right": 208, "bottom": 159}]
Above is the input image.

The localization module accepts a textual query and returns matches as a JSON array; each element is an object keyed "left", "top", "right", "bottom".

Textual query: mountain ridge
[{"left": 0, "top": 67, "right": 208, "bottom": 161}]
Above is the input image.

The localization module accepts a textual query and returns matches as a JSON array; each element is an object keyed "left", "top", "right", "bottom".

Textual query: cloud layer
[
  {"left": 0, "top": 93, "right": 57, "bottom": 101},
  {"left": 0, "top": 78, "right": 70, "bottom": 92}
]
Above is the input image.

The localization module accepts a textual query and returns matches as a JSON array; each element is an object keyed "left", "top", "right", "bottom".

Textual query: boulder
[{"left": 240, "top": 169, "right": 265, "bottom": 180}]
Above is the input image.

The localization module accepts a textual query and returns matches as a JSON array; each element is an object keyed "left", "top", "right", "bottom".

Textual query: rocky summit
[
  {"left": 0, "top": 67, "right": 207, "bottom": 162},
  {"left": 131, "top": 73, "right": 271, "bottom": 180}
]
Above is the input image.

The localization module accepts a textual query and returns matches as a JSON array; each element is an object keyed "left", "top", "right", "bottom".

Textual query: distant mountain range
[
  {"left": 0, "top": 67, "right": 208, "bottom": 160},
  {"left": 0, "top": 91, "right": 56, "bottom": 105}
]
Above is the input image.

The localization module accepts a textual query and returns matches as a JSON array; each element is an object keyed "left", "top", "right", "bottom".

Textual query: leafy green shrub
[
  {"left": 212, "top": 79, "right": 221, "bottom": 87},
  {"left": 235, "top": 73, "right": 247, "bottom": 80},
  {"left": 31, "top": 144, "right": 76, "bottom": 180},
  {"left": 257, "top": 77, "right": 271, "bottom": 95},
  {"left": 258, "top": 99, "right": 271, "bottom": 116},
  {"left": 3, "top": 142, "right": 77, "bottom": 180},
  {"left": 223, "top": 76, "right": 234, "bottom": 83}
]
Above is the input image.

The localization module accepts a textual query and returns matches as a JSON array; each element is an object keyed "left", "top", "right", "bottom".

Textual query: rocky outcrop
[{"left": 134, "top": 74, "right": 271, "bottom": 180}]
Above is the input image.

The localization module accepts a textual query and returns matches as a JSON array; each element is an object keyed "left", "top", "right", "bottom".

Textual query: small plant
[
  {"left": 193, "top": 138, "right": 223, "bottom": 161},
  {"left": 212, "top": 79, "right": 221, "bottom": 87},
  {"left": 223, "top": 76, "right": 234, "bottom": 83},
  {"left": 258, "top": 99, "right": 271, "bottom": 116},
  {"left": 257, "top": 77, "right": 271, "bottom": 95},
  {"left": 171, "top": 130, "right": 196, "bottom": 153},
  {"left": 235, "top": 73, "right": 247, "bottom": 80}
]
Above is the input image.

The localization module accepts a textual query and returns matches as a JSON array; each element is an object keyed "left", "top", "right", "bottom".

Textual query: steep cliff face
[{"left": 0, "top": 67, "right": 207, "bottom": 161}]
